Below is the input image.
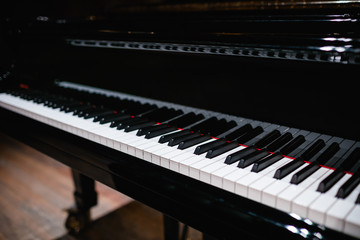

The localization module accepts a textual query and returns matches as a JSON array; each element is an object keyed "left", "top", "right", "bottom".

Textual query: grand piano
[{"left": 1, "top": 0, "right": 360, "bottom": 239}]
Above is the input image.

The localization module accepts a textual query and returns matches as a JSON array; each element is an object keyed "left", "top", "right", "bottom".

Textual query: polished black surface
[
  {"left": 2, "top": 16, "right": 360, "bottom": 140},
  {"left": 1, "top": 1, "right": 360, "bottom": 239}
]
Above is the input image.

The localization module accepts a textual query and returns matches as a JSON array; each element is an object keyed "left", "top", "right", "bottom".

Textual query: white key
[
  {"left": 211, "top": 164, "right": 240, "bottom": 189},
  {"left": 168, "top": 140, "right": 215, "bottom": 171},
  {"left": 246, "top": 156, "right": 294, "bottom": 202},
  {"left": 126, "top": 136, "right": 150, "bottom": 156},
  {"left": 344, "top": 205, "right": 360, "bottom": 238},
  {"left": 276, "top": 165, "right": 328, "bottom": 212},
  {"left": 134, "top": 136, "right": 165, "bottom": 159},
  {"left": 89, "top": 123, "right": 113, "bottom": 145},
  {"left": 261, "top": 158, "right": 302, "bottom": 207},
  {"left": 108, "top": 131, "right": 128, "bottom": 151},
  {"left": 105, "top": 130, "right": 138, "bottom": 153},
  {"left": 192, "top": 147, "right": 242, "bottom": 181},
  {"left": 179, "top": 155, "right": 207, "bottom": 176},
  {"left": 222, "top": 167, "right": 252, "bottom": 193},
  {"left": 291, "top": 168, "right": 334, "bottom": 218},
  {"left": 160, "top": 141, "right": 207, "bottom": 169},
  {"left": 325, "top": 184, "right": 360, "bottom": 232},
  {"left": 131, "top": 129, "right": 181, "bottom": 152},
  {"left": 141, "top": 139, "right": 172, "bottom": 162},
  {"left": 149, "top": 144, "right": 177, "bottom": 165},
  {"left": 131, "top": 129, "right": 180, "bottom": 158},
  {"left": 198, "top": 147, "right": 243, "bottom": 183},
  {"left": 308, "top": 174, "right": 352, "bottom": 225}
]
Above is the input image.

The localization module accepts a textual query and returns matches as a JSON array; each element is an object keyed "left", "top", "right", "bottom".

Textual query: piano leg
[
  {"left": 163, "top": 215, "right": 220, "bottom": 240},
  {"left": 163, "top": 214, "right": 180, "bottom": 240},
  {"left": 203, "top": 234, "right": 220, "bottom": 240},
  {"left": 65, "top": 169, "right": 98, "bottom": 234}
]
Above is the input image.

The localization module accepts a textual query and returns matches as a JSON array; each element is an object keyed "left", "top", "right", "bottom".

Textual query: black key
[
  {"left": 63, "top": 103, "right": 84, "bottom": 113},
  {"left": 85, "top": 110, "right": 113, "bottom": 119},
  {"left": 290, "top": 142, "right": 340, "bottom": 184},
  {"left": 117, "top": 117, "right": 144, "bottom": 130},
  {"left": 140, "top": 107, "right": 183, "bottom": 122},
  {"left": 194, "top": 138, "right": 227, "bottom": 155},
  {"left": 145, "top": 126, "right": 178, "bottom": 139},
  {"left": 318, "top": 147, "right": 360, "bottom": 192},
  {"left": 168, "top": 132, "right": 200, "bottom": 147},
  {"left": 206, "top": 142, "right": 240, "bottom": 159},
  {"left": 191, "top": 117, "right": 237, "bottom": 137},
  {"left": 158, "top": 108, "right": 183, "bottom": 122},
  {"left": 163, "top": 109, "right": 184, "bottom": 122},
  {"left": 124, "top": 121, "right": 156, "bottom": 132},
  {"left": 178, "top": 135, "right": 212, "bottom": 150},
  {"left": 93, "top": 111, "right": 116, "bottom": 122},
  {"left": 167, "top": 112, "right": 204, "bottom": 128},
  {"left": 100, "top": 113, "right": 130, "bottom": 125},
  {"left": 274, "top": 139, "right": 326, "bottom": 179},
  {"left": 159, "top": 130, "right": 192, "bottom": 143},
  {"left": 274, "top": 158, "right": 305, "bottom": 180},
  {"left": 325, "top": 140, "right": 356, "bottom": 169},
  {"left": 300, "top": 139, "right": 326, "bottom": 161},
  {"left": 356, "top": 193, "right": 360, "bottom": 204},
  {"left": 226, "top": 130, "right": 287, "bottom": 168},
  {"left": 60, "top": 102, "right": 82, "bottom": 112},
  {"left": 126, "top": 102, "right": 157, "bottom": 116},
  {"left": 216, "top": 120, "right": 237, "bottom": 136},
  {"left": 236, "top": 126, "right": 264, "bottom": 144},
  {"left": 238, "top": 149, "right": 271, "bottom": 168},
  {"left": 44, "top": 97, "right": 60, "bottom": 107},
  {"left": 252, "top": 153, "right": 284, "bottom": 173},
  {"left": 290, "top": 163, "right": 321, "bottom": 185},
  {"left": 112, "top": 116, "right": 133, "bottom": 128},
  {"left": 317, "top": 169, "right": 345, "bottom": 193},
  {"left": 334, "top": 148, "right": 360, "bottom": 198},
  {"left": 102, "top": 98, "right": 130, "bottom": 114},
  {"left": 253, "top": 130, "right": 281, "bottom": 149},
  {"left": 49, "top": 100, "right": 69, "bottom": 109},
  {"left": 189, "top": 117, "right": 219, "bottom": 134},
  {"left": 279, "top": 135, "right": 306, "bottom": 156},
  {"left": 50, "top": 99, "right": 71, "bottom": 109},
  {"left": 316, "top": 142, "right": 340, "bottom": 165},
  {"left": 78, "top": 107, "right": 98, "bottom": 117},
  {"left": 124, "top": 118, "right": 149, "bottom": 129},
  {"left": 138, "top": 107, "right": 167, "bottom": 120},
  {"left": 225, "top": 147, "right": 258, "bottom": 164},
  {"left": 336, "top": 173, "right": 360, "bottom": 199},
  {"left": 342, "top": 148, "right": 360, "bottom": 172},
  {"left": 224, "top": 124, "right": 253, "bottom": 141},
  {"left": 137, "top": 124, "right": 168, "bottom": 136},
  {"left": 72, "top": 105, "right": 93, "bottom": 115},
  {"left": 266, "top": 132, "right": 293, "bottom": 152}
]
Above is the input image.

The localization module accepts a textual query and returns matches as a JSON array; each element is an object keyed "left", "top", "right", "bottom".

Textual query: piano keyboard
[{"left": 0, "top": 81, "right": 359, "bottom": 238}]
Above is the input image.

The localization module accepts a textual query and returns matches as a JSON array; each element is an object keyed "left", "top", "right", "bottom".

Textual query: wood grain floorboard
[
  {"left": 0, "top": 133, "right": 202, "bottom": 240},
  {"left": 0, "top": 133, "right": 131, "bottom": 239}
]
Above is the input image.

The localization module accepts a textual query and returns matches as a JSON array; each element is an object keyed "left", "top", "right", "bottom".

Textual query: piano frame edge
[{"left": 0, "top": 107, "right": 357, "bottom": 240}]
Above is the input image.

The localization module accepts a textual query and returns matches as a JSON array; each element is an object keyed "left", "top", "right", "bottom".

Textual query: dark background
[{"left": 1, "top": 0, "right": 359, "bottom": 141}]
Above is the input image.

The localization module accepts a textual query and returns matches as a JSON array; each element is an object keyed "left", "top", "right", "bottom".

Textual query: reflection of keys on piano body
[{"left": 0, "top": 81, "right": 359, "bottom": 238}]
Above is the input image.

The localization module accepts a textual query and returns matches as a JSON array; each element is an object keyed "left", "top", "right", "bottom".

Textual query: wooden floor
[{"left": 0, "top": 133, "right": 202, "bottom": 240}]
